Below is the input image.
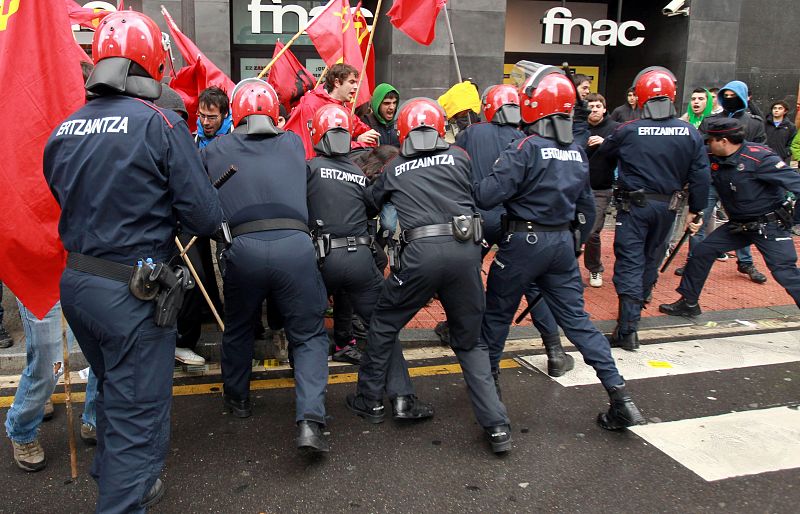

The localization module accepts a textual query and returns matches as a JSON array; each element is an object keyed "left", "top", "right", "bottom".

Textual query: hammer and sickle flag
[{"left": 0, "top": 0, "right": 88, "bottom": 318}]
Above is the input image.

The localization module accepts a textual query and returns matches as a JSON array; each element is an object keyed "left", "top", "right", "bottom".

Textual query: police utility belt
[
  {"left": 501, "top": 215, "right": 584, "bottom": 257},
  {"left": 614, "top": 189, "right": 684, "bottom": 212},
  {"left": 66, "top": 253, "right": 193, "bottom": 328},
  {"left": 388, "top": 214, "right": 483, "bottom": 273},
  {"left": 728, "top": 200, "right": 795, "bottom": 236}
]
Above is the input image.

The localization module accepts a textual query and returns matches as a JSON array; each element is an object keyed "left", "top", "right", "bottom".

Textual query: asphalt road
[{"left": 0, "top": 333, "right": 798, "bottom": 513}]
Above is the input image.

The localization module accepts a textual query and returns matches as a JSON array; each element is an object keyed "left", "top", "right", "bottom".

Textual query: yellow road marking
[{"left": 0, "top": 359, "right": 520, "bottom": 407}]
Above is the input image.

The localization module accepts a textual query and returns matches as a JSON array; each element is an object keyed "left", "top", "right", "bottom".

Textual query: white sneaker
[
  {"left": 175, "top": 347, "right": 206, "bottom": 366},
  {"left": 589, "top": 272, "right": 603, "bottom": 288}
]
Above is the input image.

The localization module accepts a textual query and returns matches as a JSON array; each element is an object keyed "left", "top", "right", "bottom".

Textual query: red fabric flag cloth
[
  {"left": 354, "top": 3, "right": 374, "bottom": 95},
  {"left": 162, "top": 6, "right": 234, "bottom": 129},
  {"left": 0, "top": 0, "right": 88, "bottom": 318},
  {"left": 267, "top": 40, "right": 316, "bottom": 112},
  {"left": 65, "top": 0, "right": 110, "bottom": 30},
  {"left": 387, "top": 0, "right": 447, "bottom": 46}
]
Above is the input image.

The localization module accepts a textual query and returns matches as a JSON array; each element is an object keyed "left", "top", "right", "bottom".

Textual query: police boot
[
  {"left": 492, "top": 369, "right": 502, "bottom": 401},
  {"left": 597, "top": 383, "right": 647, "bottom": 430},
  {"left": 223, "top": 394, "right": 252, "bottom": 418},
  {"left": 346, "top": 393, "right": 385, "bottom": 424},
  {"left": 140, "top": 478, "right": 165, "bottom": 508},
  {"left": 541, "top": 333, "right": 574, "bottom": 377},
  {"left": 608, "top": 297, "right": 641, "bottom": 351},
  {"left": 296, "top": 420, "right": 330, "bottom": 453},
  {"left": 485, "top": 424, "right": 512, "bottom": 454},
  {"left": 659, "top": 296, "right": 701, "bottom": 317},
  {"left": 392, "top": 395, "right": 434, "bottom": 421}
]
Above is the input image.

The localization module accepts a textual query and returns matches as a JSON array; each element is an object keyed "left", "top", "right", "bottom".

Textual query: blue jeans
[
  {"left": 380, "top": 203, "right": 398, "bottom": 236},
  {"left": 689, "top": 185, "right": 753, "bottom": 264},
  {"left": 5, "top": 300, "right": 97, "bottom": 444}
]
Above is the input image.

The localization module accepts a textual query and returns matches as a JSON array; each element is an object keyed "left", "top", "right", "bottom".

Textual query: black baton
[
  {"left": 660, "top": 213, "right": 702, "bottom": 273},
  {"left": 514, "top": 293, "right": 543, "bottom": 324},
  {"left": 213, "top": 165, "right": 238, "bottom": 189}
]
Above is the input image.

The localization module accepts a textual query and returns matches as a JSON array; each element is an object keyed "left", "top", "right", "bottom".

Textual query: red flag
[
  {"left": 353, "top": 3, "right": 374, "bottom": 96},
  {"left": 0, "top": 0, "right": 87, "bottom": 318},
  {"left": 387, "top": 0, "right": 446, "bottom": 46},
  {"left": 65, "top": 0, "right": 110, "bottom": 30},
  {"left": 267, "top": 40, "right": 316, "bottom": 111}
]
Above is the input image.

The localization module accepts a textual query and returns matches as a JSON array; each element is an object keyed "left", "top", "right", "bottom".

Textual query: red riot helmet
[
  {"left": 311, "top": 104, "right": 352, "bottom": 156},
  {"left": 396, "top": 98, "right": 448, "bottom": 156},
  {"left": 230, "top": 79, "right": 280, "bottom": 134},
  {"left": 482, "top": 84, "right": 521, "bottom": 125},
  {"left": 86, "top": 11, "right": 167, "bottom": 100},
  {"left": 633, "top": 66, "right": 677, "bottom": 108},
  {"left": 517, "top": 66, "right": 576, "bottom": 125}
]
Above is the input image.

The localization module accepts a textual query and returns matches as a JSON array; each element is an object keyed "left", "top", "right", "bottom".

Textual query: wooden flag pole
[
  {"left": 60, "top": 312, "right": 78, "bottom": 480},
  {"left": 174, "top": 237, "right": 225, "bottom": 331},
  {"left": 441, "top": 4, "right": 463, "bottom": 83},
  {"left": 257, "top": 29, "right": 305, "bottom": 79},
  {"left": 352, "top": 0, "right": 383, "bottom": 114}
]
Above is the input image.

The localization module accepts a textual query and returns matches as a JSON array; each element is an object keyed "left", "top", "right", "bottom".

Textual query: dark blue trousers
[
  {"left": 357, "top": 238, "right": 509, "bottom": 428},
  {"left": 321, "top": 246, "right": 413, "bottom": 398},
  {"left": 482, "top": 213, "right": 559, "bottom": 341},
  {"left": 61, "top": 269, "right": 174, "bottom": 514},
  {"left": 613, "top": 202, "right": 675, "bottom": 334},
  {"left": 480, "top": 231, "right": 623, "bottom": 389},
  {"left": 220, "top": 232, "right": 329, "bottom": 424},
  {"left": 679, "top": 222, "right": 800, "bottom": 305}
]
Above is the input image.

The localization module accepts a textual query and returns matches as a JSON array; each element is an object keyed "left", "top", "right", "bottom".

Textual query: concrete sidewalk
[{"left": 2, "top": 231, "right": 799, "bottom": 373}]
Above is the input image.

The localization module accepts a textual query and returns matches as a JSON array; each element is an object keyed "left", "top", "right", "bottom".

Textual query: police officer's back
[
  {"left": 202, "top": 79, "right": 331, "bottom": 453},
  {"left": 44, "top": 12, "right": 222, "bottom": 512},
  {"left": 347, "top": 98, "right": 512, "bottom": 455}
]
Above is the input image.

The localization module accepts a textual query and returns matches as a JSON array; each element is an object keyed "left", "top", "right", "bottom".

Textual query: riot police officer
[
  {"left": 306, "top": 104, "right": 418, "bottom": 413},
  {"left": 202, "top": 79, "right": 331, "bottom": 453},
  {"left": 44, "top": 12, "right": 222, "bottom": 512},
  {"left": 593, "top": 67, "right": 710, "bottom": 351},
  {"left": 474, "top": 64, "right": 647, "bottom": 431},
  {"left": 436, "top": 84, "right": 573, "bottom": 383},
  {"left": 347, "top": 98, "right": 512, "bottom": 454},
  {"left": 660, "top": 118, "right": 800, "bottom": 315}
]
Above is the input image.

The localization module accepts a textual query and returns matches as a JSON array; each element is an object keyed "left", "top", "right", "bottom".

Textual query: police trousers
[
  {"left": 357, "top": 237, "right": 509, "bottom": 428},
  {"left": 321, "top": 246, "right": 413, "bottom": 398},
  {"left": 613, "top": 201, "right": 675, "bottom": 334},
  {"left": 678, "top": 221, "right": 800, "bottom": 305},
  {"left": 481, "top": 231, "right": 623, "bottom": 389},
  {"left": 61, "top": 269, "right": 174, "bottom": 514},
  {"left": 220, "top": 232, "right": 329, "bottom": 424}
]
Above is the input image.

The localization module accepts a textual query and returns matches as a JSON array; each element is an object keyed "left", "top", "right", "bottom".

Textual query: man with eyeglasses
[{"left": 196, "top": 86, "right": 232, "bottom": 149}]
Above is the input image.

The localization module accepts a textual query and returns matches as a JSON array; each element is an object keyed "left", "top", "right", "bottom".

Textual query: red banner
[
  {"left": 267, "top": 40, "right": 316, "bottom": 111},
  {"left": 387, "top": 0, "right": 446, "bottom": 46},
  {"left": 0, "top": 0, "right": 88, "bottom": 318}
]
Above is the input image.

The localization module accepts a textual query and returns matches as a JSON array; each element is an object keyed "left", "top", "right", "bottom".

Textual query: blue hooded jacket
[
  {"left": 700, "top": 80, "right": 767, "bottom": 143},
  {"left": 196, "top": 113, "right": 233, "bottom": 149},
  {"left": 718, "top": 80, "right": 749, "bottom": 116}
]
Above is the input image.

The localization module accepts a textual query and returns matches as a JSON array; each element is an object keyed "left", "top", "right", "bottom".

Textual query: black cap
[{"left": 705, "top": 117, "right": 743, "bottom": 136}]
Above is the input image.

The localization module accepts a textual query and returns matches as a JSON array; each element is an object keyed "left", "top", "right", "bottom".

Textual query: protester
[
  {"left": 196, "top": 86, "right": 232, "bottom": 148},
  {"left": 360, "top": 83, "right": 400, "bottom": 147},
  {"left": 0, "top": 283, "right": 12, "bottom": 348},
  {"left": 609, "top": 86, "right": 641, "bottom": 122},
  {"left": 765, "top": 100, "right": 797, "bottom": 165},
  {"left": 680, "top": 88, "right": 713, "bottom": 128},
  {"left": 44, "top": 12, "right": 222, "bottom": 510}
]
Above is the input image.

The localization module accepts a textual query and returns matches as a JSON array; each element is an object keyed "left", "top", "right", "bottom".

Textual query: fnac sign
[{"left": 541, "top": 7, "right": 645, "bottom": 47}]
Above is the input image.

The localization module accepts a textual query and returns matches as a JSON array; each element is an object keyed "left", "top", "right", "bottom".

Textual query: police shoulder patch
[{"left": 776, "top": 161, "right": 787, "bottom": 168}]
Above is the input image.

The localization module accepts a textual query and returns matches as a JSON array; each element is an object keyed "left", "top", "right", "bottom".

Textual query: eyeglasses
[{"left": 197, "top": 113, "right": 221, "bottom": 122}]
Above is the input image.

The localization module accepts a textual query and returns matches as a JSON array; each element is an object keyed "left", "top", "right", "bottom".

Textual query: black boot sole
[
  {"left": 392, "top": 411, "right": 434, "bottom": 421},
  {"left": 346, "top": 396, "right": 385, "bottom": 424},
  {"left": 224, "top": 402, "right": 252, "bottom": 418},
  {"left": 547, "top": 354, "right": 575, "bottom": 377},
  {"left": 596, "top": 411, "right": 647, "bottom": 430},
  {"left": 297, "top": 437, "right": 330, "bottom": 453},
  {"left": 489, "top": 437, "right": 512, "bottom": 454},
  {"left": 140, "top": 479, "right": 165, "bottom": 508}
]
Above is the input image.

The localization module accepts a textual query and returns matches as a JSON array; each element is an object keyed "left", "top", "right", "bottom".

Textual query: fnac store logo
[{"left": 0, "top": 0, "right": 20, "bottom": 32}]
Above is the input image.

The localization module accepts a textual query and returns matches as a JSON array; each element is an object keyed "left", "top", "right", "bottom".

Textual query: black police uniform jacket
[
  {"left": 307, "top": 155, "right": 376, "bottom": 237},
  {"left": 710, "top": 143, "right": 800, "bottom": 221},
  {"left": 592, "top": 116, "right": 711, "bottom": 213},
  {"left": 473, "top": 132, "right": 596, "bottom": 236},
  {"left": 365, "top": 145, "right": 477, "bottom": 229},
  {"left": 202, "top": 130, "right": 308, "bottom": 230},
  {"left": 44, "top": 96, "right": 222, "bottom": 263}
]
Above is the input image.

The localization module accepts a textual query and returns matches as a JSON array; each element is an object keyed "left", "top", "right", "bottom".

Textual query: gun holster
[
  {"left": 212, "top": 221, "right": 232, "bottom": 247},
  {"left": 668, "top": 190, "right": 686, "bottom": 212},
  {"left": 628, "top": 189, "right": 648, "bottom": 208},
  {"left": 129, "top": 260, "right": 160, "bottom": 301},
  {"left": 367, "top": 218, "right": 378, "bottom": 254},
  {"left": 452, "top": 214, "right": 474, "bottom": 242},
  {"left": 571, "top": 212, "right": 587, "bottom": 258},
  {"left": 150, "top": 263, "right": 194, "bottom": 327},
  {"left": 775, "top": 200, "right": 795, "bottom": 229},
  {"left": 388, "top": 239, "right": 403, "bottom": 274},
  {"left": 311, "top": 220, "right": 330, "bottom": 268}
]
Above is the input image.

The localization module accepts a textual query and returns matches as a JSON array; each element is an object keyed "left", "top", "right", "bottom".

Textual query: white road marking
[
  {"left": 629, "top": 406, "right": 800, "bottom": 481},
  {"left": 518, "top": 331, "right": 800, "bottom": 387}
]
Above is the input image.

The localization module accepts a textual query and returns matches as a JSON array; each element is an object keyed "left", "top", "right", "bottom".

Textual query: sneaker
[
  {"left": 42, "top": 399, "right": 54, "bottom": 421},
  {"left": 332, "top": 340, "right": 362, "bottom": 364},
  {"left": 589, "top": 272, "right": 603, "bottom": 288},
  {"left": 737, "top": 263, "right": 767, "bottom": 284},
  {"left": 11, "top": 439, "right": 46, "bottom": 472},
  {"left": 80, "top": 423, "right": 97, "bottom": 445},
  {"left": 175, "top": 347, "right": 206, "bottom": 366},
  {"left": 0, "top": 326, "right": 12, "bottom": 348},
  {"left": 716, "top": 253, "right": 729, "bottom": 261}
]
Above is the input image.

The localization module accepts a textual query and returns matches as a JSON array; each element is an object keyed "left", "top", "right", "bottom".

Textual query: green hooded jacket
[
  {"left": 370, "top": 83, "right": 400, "bottom": 125},
  {"left": 686, "top": 89, "right": 713, "bottom": 128}
]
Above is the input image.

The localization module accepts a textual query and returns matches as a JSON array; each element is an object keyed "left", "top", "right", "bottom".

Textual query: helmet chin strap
[
  {"left": 526, "top": 115, "right": 573, "bottom": 145},
  {"left": 642, "top": 98, "right": 677, "bottom": 120}
]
